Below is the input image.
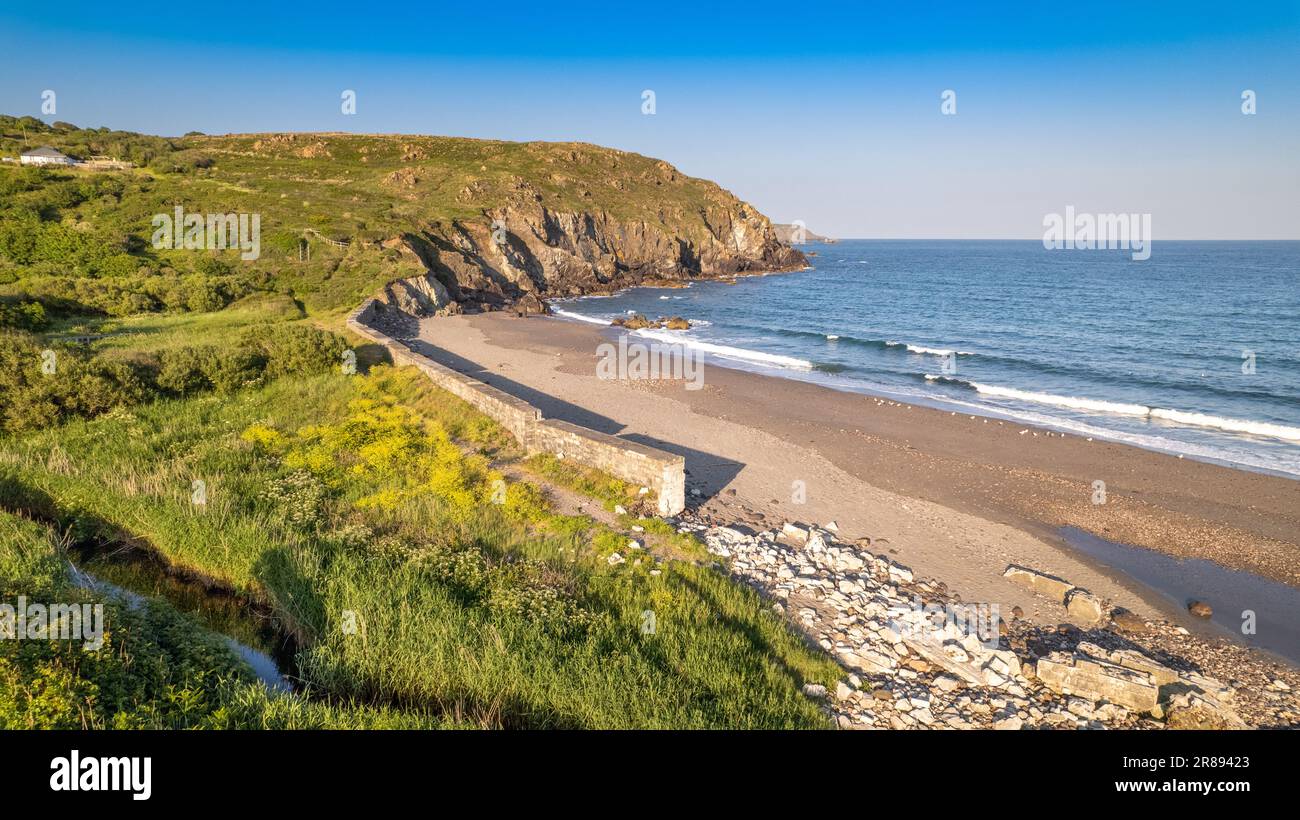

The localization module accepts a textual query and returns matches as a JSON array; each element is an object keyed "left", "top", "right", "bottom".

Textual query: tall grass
[
  {"left": 0, "top": 510, "right": 446, "bottom": 728},
  {"left": 0, "top": 365, "right": 837, "bottom": 729}
]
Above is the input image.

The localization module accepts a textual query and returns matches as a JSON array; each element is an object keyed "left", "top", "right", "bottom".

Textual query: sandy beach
[{"left": 412, "top": 312, "right": 1300, "bottom": 637}]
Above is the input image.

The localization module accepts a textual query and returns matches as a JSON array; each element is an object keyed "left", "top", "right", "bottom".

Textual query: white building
[{"left": 20, "top": 146, "right": 75, "bottom": 166}]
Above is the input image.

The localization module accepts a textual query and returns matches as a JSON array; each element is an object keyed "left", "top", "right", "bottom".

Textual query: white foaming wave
[
  {"left": 927, "top": 378, "right": 1300, "bottom": 444},
  {"left": 551, "top": 308, "right": 613, "bottom": 326},
  {"left": 631, "top": 328, "right": 813, "bottom": 370},
  {"left": 927, "top": 395, "right": 1300, "bottom": 478},
  {"left": 888, "top": 341, "right": 973, "bottom": 356},
  {"left": 1148, "top": 409, "right": 1300, "bottom": 443},
  {"left": 968, "top": 382, "right": 1152, "bottom": 416}
]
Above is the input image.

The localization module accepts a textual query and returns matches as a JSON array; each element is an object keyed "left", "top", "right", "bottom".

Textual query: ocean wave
[
  {"left": 888, "top": 341, "right": 974, "bottom": 356},
  {"left": 1147, "top": 409, "right": 1300, "bottom": 443},
  {"left": 630, "top": 328, "right": 813, "bottom": 370},
  {"left": 924, "top": 377, "right": 1300, "bottom": 443},
  {"left": 726, "top": 323, "right": 979, "bottom": 358},
  {"left": 552, "top": 308, "right": 614, "bottom": 326}
]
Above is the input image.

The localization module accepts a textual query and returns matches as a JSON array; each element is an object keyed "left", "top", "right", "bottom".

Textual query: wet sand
[{"left": 408, "top": 312, "right": 1300, "bottom": 632}]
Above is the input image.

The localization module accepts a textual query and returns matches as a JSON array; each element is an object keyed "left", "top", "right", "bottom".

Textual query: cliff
[{"left": 194, "top": 132, "right": 807, "bottom": 318}]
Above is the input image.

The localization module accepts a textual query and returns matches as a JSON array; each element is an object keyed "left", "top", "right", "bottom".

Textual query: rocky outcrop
[
  {"left": 611, "top": 314, "right": 690, "bottom": 331},
  {"left": 382, "top": 273, "right": 458, "bottom": 318},
  {"left": 378, "top": 197, "right": 805, "bottom": 325},
  {"left": 772, "top": 223, "right": 835, "bottom": 243}
]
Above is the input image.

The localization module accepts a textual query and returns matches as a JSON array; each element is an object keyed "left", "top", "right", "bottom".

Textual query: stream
[{"left": 67, "top": 542, "right": 297, "bottom": 693}]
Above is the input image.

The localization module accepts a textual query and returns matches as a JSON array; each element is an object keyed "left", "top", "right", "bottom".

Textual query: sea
[{"left": 553, "top": 240, "right": 1300, "bottom": 479}]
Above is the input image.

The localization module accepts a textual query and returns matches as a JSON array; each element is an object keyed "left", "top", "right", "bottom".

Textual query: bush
[
  {"left": 241, "top": 324, "right": 347, "bottom": 379},
  {"left": 0, "top": 299, "right": 47, "bottom": 331},
  {"left": 0, "top": 324, "right": 350, "bottom": 433},
  {"left": 206, "top": 347, "right": 267, "bottom": 394},
  {"left": 0, "top": 330, "right": 154, "bottom": 433},
  {"left": 155, "top": 346, "right": 212, "bottom": 396}
]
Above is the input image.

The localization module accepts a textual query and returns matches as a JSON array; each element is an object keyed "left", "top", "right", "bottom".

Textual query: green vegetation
[
  {"left": 521, "top": 452, "right": 643, "bottom": 512},
  {"left": 0, "top": 115, "right": 746, "bottom": 322},
  {"left": 0, "top": 510, "right": 443, "bottom": 728},
  {"left": 0, "top": 360, "right": 837, "bottom": 728},
  {"left": 0, "top": 315, "right": 346, "bottom": 433},
  {"left": 0, "top": 114, "right": 838, "bottom": 729}
]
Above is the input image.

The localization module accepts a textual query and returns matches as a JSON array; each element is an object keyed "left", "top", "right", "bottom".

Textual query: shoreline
[
  {"left": 408, "top": 311, "right": 1300, "bottom": 654},
  {"left": 551, "top": 293, "right": 1300, "bottom": 484}
]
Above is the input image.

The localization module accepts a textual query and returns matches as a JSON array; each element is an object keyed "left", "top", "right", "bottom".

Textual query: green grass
[
  {"left": 0, "top": 509, "right": 446, "bottom": 729},
  {"left": 0, "top": 365, "right": 838, "bottom": 729},
  {"left": 521, "top": 452, "right": 646, "bottom": 513},
  {"left": 67, "top": 293, "right": 307, "bottom": 353}
]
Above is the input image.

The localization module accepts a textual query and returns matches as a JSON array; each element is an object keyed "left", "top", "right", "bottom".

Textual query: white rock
[
  {"left": 781, "top": 522, "right": 809, "bottom": 543},
  {"left": 887, "top": 564, "right": 914, "bottom": 584},
  {"left": 606, "top": 552, "right": 625, "bottom": 566}
]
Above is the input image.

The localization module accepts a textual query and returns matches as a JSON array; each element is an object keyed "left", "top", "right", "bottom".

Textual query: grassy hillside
[
  {"left": 0, "top": 116, "right": 835, "bottom": 729},
  {"left": 0, "top": 115, "right": 800, "bottom": 319},
  {"left": 0, "top": 316, "right": 838, "bottom": 727}
]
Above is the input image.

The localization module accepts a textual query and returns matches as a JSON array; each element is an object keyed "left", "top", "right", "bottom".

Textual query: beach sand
[{"left": 411, "top": 312, "right": 1300, "bottom": 630}]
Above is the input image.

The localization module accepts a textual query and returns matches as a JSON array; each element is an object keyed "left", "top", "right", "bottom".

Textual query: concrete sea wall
[{"left": 346, "top": 300, "right": 686, "bottom": 516}]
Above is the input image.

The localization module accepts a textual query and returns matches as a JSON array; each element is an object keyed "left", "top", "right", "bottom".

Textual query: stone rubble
[{"left": 684, "top": 516, "right": 1296, "bottom": 730}]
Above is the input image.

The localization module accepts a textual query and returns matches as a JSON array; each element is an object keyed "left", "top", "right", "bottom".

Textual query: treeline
[{"left": 0, "top": 324, "right": 349, "bottom": 433}]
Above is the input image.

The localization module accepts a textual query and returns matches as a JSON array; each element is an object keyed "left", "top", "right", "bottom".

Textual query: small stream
[
  {"left": 67, "top": 543, "right": 297, "bottom": 693},
  {"left": 1060, "top": 526, "right": 1300, "bottom": 666}
]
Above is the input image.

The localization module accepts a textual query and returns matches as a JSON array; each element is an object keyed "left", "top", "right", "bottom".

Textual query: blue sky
[{"left": 2, "top": 1, "right": 1297, "bottom": 238}]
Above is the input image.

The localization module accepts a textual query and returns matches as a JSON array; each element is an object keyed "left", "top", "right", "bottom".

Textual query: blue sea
[{"left": 554, "top": 240, "right": 1300, "bottom": 478}]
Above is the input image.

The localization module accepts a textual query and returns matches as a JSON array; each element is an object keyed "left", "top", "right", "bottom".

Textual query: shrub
[
  {"left": 241, "top": 324, "right": 347, "bottom": 379},
  {"left": 0, "top": 324, "right": 350, "bottom": 432},
  {"left": 0, "top": 299, "right": 47, "bottom": 331},
  {"left": 0, "top": 330, "right": 154, "bottom": 433}
]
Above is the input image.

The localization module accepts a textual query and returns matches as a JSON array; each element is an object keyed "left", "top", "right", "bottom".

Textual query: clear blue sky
[{"left": 2, "top": 1, "right": 1297, "bottom": 238}]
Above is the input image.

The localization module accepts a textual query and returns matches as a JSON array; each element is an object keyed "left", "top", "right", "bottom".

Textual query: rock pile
[{"left": 682, "top": 516, "right": 1274, "bottom": 730}]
